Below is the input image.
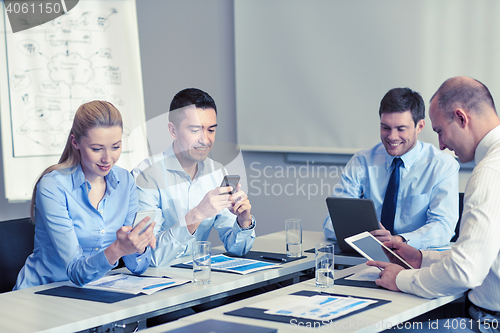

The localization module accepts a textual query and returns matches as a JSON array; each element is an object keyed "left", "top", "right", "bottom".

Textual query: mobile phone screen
[
  {"left": 220, "top": 175, "right": 240, "bottom": 195},
  {"left": 132, "top": 210, "right": 155, "bottom": 234}
]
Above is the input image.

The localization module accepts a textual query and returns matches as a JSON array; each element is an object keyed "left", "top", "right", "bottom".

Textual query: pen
[
  {"left": 260, "top": 255, "right": 287, "bottom": 262},
  {"left": 143, "top": 281, "right": 175, "bottom": 290}
]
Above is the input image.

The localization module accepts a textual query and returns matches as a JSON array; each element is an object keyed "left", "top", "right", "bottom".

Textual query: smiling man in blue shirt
[{"left": 323, "top": 88, "right": 459, "bottom": 249}]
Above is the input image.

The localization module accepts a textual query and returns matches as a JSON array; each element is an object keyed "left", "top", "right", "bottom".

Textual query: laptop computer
[{"left": 326, "top": 197, "right": 380, "bottom": 253}]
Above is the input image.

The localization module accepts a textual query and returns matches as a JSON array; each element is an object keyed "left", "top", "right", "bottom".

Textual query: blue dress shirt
[
  {"left": 132, "top": 146, "right": 256, "bottom": 267},
  {"left": 323, "top": 141, "right": 460, "bottom": 249},
  {"left": 14, "top": 165, "right": 150, "bottom": 290}
]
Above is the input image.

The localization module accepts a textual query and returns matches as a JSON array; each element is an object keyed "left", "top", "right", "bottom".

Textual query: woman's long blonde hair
[{"left": 30, "top": 101, "right": 123, "bottom": 223}]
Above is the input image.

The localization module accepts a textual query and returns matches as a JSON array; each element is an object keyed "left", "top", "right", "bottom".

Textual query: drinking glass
[
  {"left": 315, "top": 243, "right": 334, "bottom": 288},
  {"left": 285, "top": 219, "right": 302, "bottom": 257},
  {"left": 193, "top": 241, "right": 211, "bottom": 285}
]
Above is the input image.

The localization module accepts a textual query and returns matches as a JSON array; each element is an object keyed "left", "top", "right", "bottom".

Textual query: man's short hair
[
  {"left": 379, "top": 88, "right": 425, "bottom": 125},
  {"left": 431, "top": 78, "right": 496, "bottom": 122},
  {"left": 169, "top": 88, "right": 217, "bottom": 126}
]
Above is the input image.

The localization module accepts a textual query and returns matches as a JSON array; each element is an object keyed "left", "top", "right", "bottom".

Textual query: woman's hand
[{"left": 104, "top": 217, "right": 156, "bottom": 265}]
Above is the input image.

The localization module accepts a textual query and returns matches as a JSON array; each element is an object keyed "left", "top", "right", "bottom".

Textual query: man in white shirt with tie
[{"left": 368, "top": 76, "right": 500, "bottom": 332}]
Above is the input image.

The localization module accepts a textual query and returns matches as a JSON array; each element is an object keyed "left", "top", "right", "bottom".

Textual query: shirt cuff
[
  {"left": 179, "top": 217, "right": 197, "bottom": 238},
  {"left": 136, "top": 245, "right": 151, "bottom": 260},
  {"left": 237, "top": 215, "right": 255, "bottom": 231},
  {"left": 123, "top": 246, "right": 151, "bottom": 273},
  {"left": 95, "top": 249, "right": 117, "bottom": 271},
  {"left": 135, "top": 246, "right": 151, "bottom": 270},
  {"left": 421, "top": 249, "right": 444, "bottom": 266},
  {"left": 402, "top": 233, "right": 421, "bottom": 249},
  {"left": 395, "top": 268, "right": 417, "bottom": 293}
]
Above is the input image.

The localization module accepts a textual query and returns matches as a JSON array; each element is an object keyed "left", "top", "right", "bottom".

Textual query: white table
[
  {"left": 141, "top": 264, "right": 462, "bottom": 333},
  {"left": 0, "top": 231, "right": 361, "bottom": 333}
]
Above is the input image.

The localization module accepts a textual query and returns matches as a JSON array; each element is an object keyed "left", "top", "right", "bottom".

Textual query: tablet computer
[
  {"left": 345, "top": 231, "right": 413, "bottom": 269},
  {"left": 326, "top": 197, "right": 380, "bottom": 253}
]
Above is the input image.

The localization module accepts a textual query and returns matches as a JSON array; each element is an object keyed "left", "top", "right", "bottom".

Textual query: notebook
[{"left": 325, "top": 197, "right": 379, "bottom": 253}]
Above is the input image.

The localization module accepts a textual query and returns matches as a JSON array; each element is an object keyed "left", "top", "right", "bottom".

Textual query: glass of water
[
  {"left": 315, "top": 243, "right": 334, "bottom": 288},
  {"left": 285, "top": 219, "right": 302, "bottom": 257},
  {"left": 192, "top": 241, "right": 211, "bottom": 285}
]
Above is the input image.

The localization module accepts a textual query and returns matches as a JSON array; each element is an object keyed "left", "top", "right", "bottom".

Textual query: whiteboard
[
  {"left": 235, "top": 0, "right": 500, "bottom": 154},
  {"left": 0, "top": 0, "right": 149, "bottom": 201}
]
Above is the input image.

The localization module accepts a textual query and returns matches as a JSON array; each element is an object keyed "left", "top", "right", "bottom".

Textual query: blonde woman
[{"left": 15, "top": 101, "right": 156, "bottom": 290}]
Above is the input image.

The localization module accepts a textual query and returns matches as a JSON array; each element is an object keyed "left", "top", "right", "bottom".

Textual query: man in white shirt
[
  {"left": 133, "top": 88, "right": 255, "bottom": 266},
  {"left": 368, "top": 76, "right": 500, "bottom": 332}
]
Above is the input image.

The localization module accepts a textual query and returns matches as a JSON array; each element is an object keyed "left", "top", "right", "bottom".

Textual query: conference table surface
[
  {"left": 141, "top": 264, "right": 462, "bottom": 333},
  {"left": 0, "top": 231, "right": 364, "bottom": 333}
]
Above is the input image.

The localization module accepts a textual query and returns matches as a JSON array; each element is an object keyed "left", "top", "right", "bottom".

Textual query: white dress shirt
[
  {"left": 132, "top": 146, "right": 255, "bottom": 267},
  {"left": 397, "top": 125, "right": 500, "bottom": 312}
]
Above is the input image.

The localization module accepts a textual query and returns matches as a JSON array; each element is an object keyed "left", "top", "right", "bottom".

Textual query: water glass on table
[
  {"left": 315, "top": 243, "right": 334, "bottom": 288},
  {"left": 285, "top": 219, "right": 302, "bottom": 257},
  {"left": 193, "top": 241, "right": 211, "bottom": 285}
]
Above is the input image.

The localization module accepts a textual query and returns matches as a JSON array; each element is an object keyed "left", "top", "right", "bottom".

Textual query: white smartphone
[
  {"left": 345, "top": 231, "right": 414, "bottom": 270},
  {"left": 132, "top": 210, "right": 156, "bottom": 234}
]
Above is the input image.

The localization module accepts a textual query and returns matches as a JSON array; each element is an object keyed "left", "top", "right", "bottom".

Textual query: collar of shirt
[
  {"left": 384, "top": 140, "right": 423, "bottom": 172},
  {"left": 162, "top": 145, "right": 208, "bottom": 180},
  {"left": 475, "top": 125, "right": 500, "bottom": 165},
  {"left": 71, "top": 164, "right": 119, "bottom": 191}
]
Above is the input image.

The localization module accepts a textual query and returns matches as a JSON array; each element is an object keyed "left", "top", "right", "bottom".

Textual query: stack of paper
[
  {"left": 85, "top": 274, "right": 190, "bottom": 295},
  {"left": 182, "top": 254, "right": 280, "bottom": 275},
  {"left": 264, "top": 294, "right": 377, "bottom": 321}
]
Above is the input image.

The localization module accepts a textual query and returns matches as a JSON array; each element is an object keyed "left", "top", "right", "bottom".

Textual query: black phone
[{"left": 220, "top": 175, "right": 240, "bottom": 195}]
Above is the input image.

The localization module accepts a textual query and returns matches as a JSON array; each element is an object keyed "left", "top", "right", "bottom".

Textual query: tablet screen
[
  {"left": 351, "top": 237, "right": 390, "bottom": 262},
  {"left": 349, "top": 234, "right": 413, "bottom": 269}
]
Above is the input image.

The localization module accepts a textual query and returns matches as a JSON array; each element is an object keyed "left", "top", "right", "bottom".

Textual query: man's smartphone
[
  {"left": 219, "top": 175, "right": 240, "bottom": 195},
  {"left": 132, "top": 210, "right": 156, "bottom": 234}
]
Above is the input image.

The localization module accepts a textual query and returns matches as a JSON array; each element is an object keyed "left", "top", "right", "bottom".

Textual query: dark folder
[
  {"left": 165, "top": 319, "right": 277, "bottom": 333},
  {"left": 334, "top": 274, "right": 382, "bottom": 289},
  {"left": 35, "top": 285, "right": 140, "bottom": 303},
  {"left": 223, "top": 250, "right": 306, "bottom": 263},
  {"left": 224, "top": 290, "right": 390, "bottom": 327},
  {"left": 305, "top": 242, "right": 363, "bottom": 257},
  {"left": 171, "top": 251, "right": 306, "bottom": 272}
]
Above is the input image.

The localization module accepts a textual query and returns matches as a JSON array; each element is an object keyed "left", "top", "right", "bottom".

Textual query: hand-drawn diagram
[{"left": 6, "top": 2, "right": 143, "bottom": 157}]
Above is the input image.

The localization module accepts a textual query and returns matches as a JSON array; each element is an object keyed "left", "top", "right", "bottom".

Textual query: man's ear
[
  {"left": 168, "top": 122, "right": 177, "bottom": 140},
  {"left": 454, "top": 109, "right": 468, "bottom": 128},
  {"left": 70, "top": 134, "right": 79, "bottom": 150},
  {"left": 415, "top": 119, "right": 425, "bottom": 134}
]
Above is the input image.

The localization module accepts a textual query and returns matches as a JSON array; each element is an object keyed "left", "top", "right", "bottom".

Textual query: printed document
[
  {"left": 183, "top": 254, "right": 279, "bottom": 274},
  {"left": 85, "top": 274, "right": 190, "bottom": 295},
  {"left": 264, "top": 294, "right": 377, "bottom": 321}
]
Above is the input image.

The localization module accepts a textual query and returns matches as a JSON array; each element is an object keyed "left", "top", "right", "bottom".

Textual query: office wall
[
  {"left": 0, "top": 1, "right": 471, "bottom": 251},
  {"left": 134, "top": 0, "right": 347, "bottom": 247},
  {"left": 234, "top": 0, "right": 500, "bottom": 155},
  {"left": 134, "top": 0, "right": 471, "bottom": 248}
]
